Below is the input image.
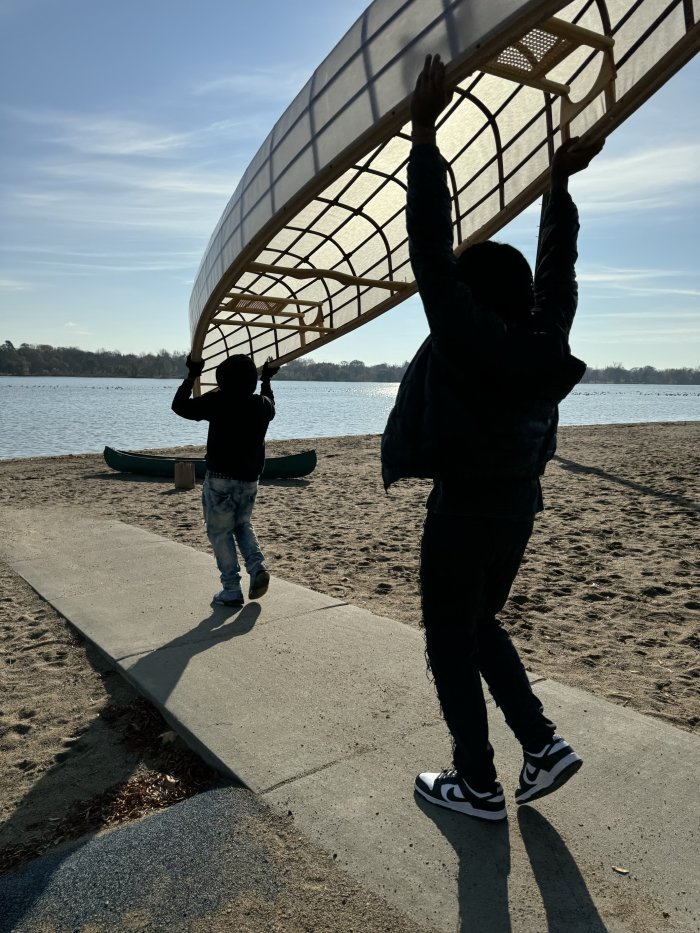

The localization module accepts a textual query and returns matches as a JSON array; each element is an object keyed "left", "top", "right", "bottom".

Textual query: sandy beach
[{"left": 1, "top": 421, "right": 698, "bottom": 921}]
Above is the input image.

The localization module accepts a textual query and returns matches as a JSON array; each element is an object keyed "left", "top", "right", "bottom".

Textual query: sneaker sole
[
  {"left": 213, "top": 597, "right": 244, "bottom": 607},
  {"left": 414, "top": 783, "right": 507, "bottom": 822},
  {"left": 516, "top": 755, "right": 582, "bottom": 805}
]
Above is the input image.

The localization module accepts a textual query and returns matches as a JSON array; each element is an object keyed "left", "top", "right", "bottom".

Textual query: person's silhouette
[
  {"left": 382, "top": 53, "right": 603, "bottom": 821},
  {"left": 172, "top": 355, "right": 279, "bottom": 607}
]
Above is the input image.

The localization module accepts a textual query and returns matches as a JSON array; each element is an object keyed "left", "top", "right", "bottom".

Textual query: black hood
[{"left": 216, "top": 355, "right": 257, "bottom": 395}]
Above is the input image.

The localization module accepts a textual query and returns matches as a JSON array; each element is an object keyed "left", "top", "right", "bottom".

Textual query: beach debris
[
  {"left": 612, "top": 866, "right": 630, "bottom": 875},
  {"left": 0, "top": 698, "right": 219, "bottom": 874}
]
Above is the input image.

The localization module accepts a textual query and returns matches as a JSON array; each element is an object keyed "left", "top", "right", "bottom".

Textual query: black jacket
[
  {"left": 381, "top": 144, "right": 585, "bottom": 491},
  {"left": 172, "top": 379, "right": 275, "bottom": 480}
]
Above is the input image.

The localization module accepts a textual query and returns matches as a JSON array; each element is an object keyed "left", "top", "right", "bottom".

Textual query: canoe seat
[{"left": 481, "top": 16, "right": 616, "bottom": 137}]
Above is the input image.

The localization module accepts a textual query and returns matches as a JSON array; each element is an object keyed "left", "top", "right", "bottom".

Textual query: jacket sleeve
[
  {"left": 533, "top": 187, "right": 580, "bottom": 339},
  {"left": 260, "top": 379, "right": 276, "bottom": 421},
  {"left": 407, "top": 145, "right": 457, "bottom": 290},
  {"left": 407, "top": 144, "right": 503, "bottom": 350},
  {"left": 171, "top": 379, "right": 210, "bottom": 421}
]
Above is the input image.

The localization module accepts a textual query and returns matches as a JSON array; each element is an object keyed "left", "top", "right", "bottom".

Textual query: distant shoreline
[
  {"left": 1, "top": 342, "right": 698, "bottom": 384},
  {"left": 2, "top": 373, "right": 700, "bottom": 386}
]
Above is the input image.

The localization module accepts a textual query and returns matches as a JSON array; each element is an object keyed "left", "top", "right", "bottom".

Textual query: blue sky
[{"left": 1, "top": 0, "right": 698, "bottom": 369}]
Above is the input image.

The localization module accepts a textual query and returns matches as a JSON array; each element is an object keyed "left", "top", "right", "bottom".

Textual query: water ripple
[{"left": 1, "top": 377, "right": 698, "bottom": 460}]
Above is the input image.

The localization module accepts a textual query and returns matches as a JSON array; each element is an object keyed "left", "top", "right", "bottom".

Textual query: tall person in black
[{"left": 382, "top": 55, "right": 603, "bottom": 821}]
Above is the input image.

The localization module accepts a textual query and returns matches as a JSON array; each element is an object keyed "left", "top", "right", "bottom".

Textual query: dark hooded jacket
[
  {"left": 381, "top": 143, "right": 585, "bottom": 504},
  {"left": 171, "top": 372, "right": 275, "bottom": 480}
]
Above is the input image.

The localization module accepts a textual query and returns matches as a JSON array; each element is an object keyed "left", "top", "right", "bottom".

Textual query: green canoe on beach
[{"left": 103, "top": 446, "right": 317, "bottom": 480}]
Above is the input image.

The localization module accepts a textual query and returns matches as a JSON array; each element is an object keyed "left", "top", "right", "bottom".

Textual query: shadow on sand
[
  {"left": 553, "top": 455, "right": 698, "bottom": 513},
  {"left": 84, "top": 471, "right": 312, "bottom": 490},
  {"left": 0, "top": 601, "right": 258, "bottom": 929}
]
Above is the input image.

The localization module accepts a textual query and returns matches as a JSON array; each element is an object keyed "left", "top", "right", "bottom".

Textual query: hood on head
[{"left": 215, "top": 354, "right": 257, "bottom": 394}]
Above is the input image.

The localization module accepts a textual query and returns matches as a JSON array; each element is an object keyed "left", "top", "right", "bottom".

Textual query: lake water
[{"left": 1, "top": 377, "right": 698, "bottom": 460}]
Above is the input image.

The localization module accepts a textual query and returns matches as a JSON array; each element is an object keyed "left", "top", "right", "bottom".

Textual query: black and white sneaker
[
  {"left": 415, "top": 769, "right": 507, "bottom": 821},
  {"left": 515, "top": 735, "right": 582, "bottom": 805}
]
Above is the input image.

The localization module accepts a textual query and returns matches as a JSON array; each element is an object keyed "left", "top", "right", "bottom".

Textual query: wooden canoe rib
[
  {"left": 103, "top": 446, "right": 317, "bottom": 480},
  {"left": 190, "top": 0, "right": 699, "bottom": 394}
]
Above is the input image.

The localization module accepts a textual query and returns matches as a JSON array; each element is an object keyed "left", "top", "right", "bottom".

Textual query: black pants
[{"left": 420, "top": 511, "right": 555, "bottom": 789}]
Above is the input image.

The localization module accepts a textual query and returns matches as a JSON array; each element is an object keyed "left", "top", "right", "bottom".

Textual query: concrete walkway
[{"left": 3, "top": 505, "right": 699, "bottom": 932}]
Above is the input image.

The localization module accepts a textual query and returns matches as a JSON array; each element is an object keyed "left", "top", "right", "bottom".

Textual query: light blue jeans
[{"left": 202, "top": 474, "right": 266, "bottom": 592}]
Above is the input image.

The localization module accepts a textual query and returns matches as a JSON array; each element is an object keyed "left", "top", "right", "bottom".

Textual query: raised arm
[
  {"left": 407, "top": 53, "right": 455, "bottom": 285},
  {"left": 407, "top": 55, "right": 501, "bottom": 348},
  {"left": 171, "top": 354, "right": 209, "bottom": 420},
  {"left": 259, "top": 359, "right": 278, "bottom": 420},
  {"left": 533, "top": 136, "right": 604, "bottom": 339}
]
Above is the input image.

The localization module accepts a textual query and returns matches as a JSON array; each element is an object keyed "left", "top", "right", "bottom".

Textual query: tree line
[
  {"left": 0, "top": 342, "right": 186, "bottom": 378},
  {"left": 1, "top": 341, "right": 698, "bottom": 384},
  {"left": 579, "top": 363, "right": 700, "bottom": 385}
]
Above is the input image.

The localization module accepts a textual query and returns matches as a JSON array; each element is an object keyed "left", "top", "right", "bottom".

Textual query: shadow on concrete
[
  {"left": 415, "top": 797, "right": 609, "bottom": 932},
  {"left": 414, "top": 794, "right": 512, "bottom": 932},
  {"left": 553, "top": 456, "right": 698, "bottom": 513},
  {"left": 123, "top": 602, "right": 261, "bottom": 706},
  {"left": 517, "top": 807, "right": 608, "bottom": 932}
]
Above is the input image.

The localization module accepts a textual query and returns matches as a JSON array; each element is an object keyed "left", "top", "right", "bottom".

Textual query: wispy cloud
[
  {"left": 6, "top": 107, "right": 249, "bottom": 158},
  {"left": 194, "top": 67, "right": 310, "bottom": 101},
  {"left": 0, "top": 277, "right": 27, "bottom": 290},
  {"left": 38, "top": 158, "right": 236, "bottom": 196},
  {"left": 574, "top": 143, "right": 700, "bottom": 213},
  {"left": 63, "top": 323, "right": 92, "bottom": 336},
  {"left": 1, "top": 104, "right": 251, "bottom": 239},
  {"left": 578, "top": 265, "right": 700, "bottom": 297},
  {"left": 629, "top": 287, "right": 700, "bottom": 297},
  {"left": 578, "top": 267, "right": 675, "bottom": 284},
  {"left": 19, "top": 254, "right": 202, "bottom": 275},
  {"left": 5, "top": 245, "right": 202, "bottom": 261},
  {"left": 580, "top": 309, "right": 700, "bottom": 321},
  {"left": 6, "top": 156, "right": 239, "bottom": 236},
  {"left": 54, "top": 118, "right": 194, "bottom": 157},
  {"left": 576, "top": 327, "right": 700, "bottom": 343}
]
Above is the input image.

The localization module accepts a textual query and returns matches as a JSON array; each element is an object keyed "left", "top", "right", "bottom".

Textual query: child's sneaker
[
  {"left": 414, "top": 769, "right": 507, "bottom": 821},
  {"left": 515, "top": 735, "right": 582, "bottom": 805},
  {"left": 248, "top": 570, "right": 270, "bottom": 600},
  {"left": 212, "top": 589, "right": 244, "bottom": 607}
]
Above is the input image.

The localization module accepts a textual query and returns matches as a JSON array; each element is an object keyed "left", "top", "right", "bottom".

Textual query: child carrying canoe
[{"left": 172, "top": 353, "right": 279, "bottom": 607}]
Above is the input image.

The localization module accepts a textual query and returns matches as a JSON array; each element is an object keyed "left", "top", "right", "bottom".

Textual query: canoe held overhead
[
  {"left": 103, "top": 446, "right": 317, "bottom": 480},
  {"left": 189, "top": 0, "right": 699, "bottom": 393}
]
